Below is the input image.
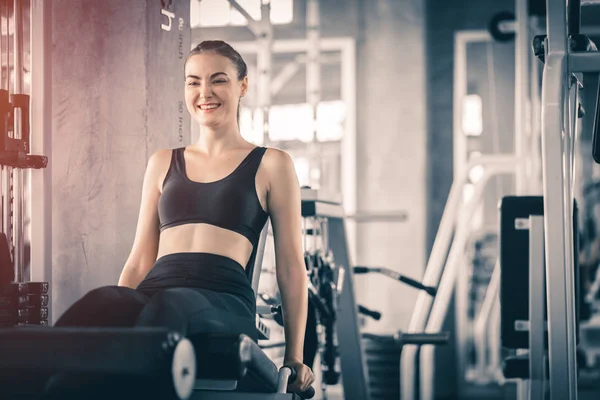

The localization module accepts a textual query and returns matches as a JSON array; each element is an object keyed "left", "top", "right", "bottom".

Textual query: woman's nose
[{"left": 199, "top": 83, "right": 213, "bottom": 99}]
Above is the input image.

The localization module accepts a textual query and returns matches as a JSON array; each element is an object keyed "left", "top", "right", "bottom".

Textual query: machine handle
[
  {"left": 357, "top": 304, "right": 381, "bottom": 320},
  {"left": 353, "top": 266, "right": 437, "bottom": 296},
  {"left": 398, "top": 332, "right": 450, "bottom": 345},
  {"left": 278, "top": 366, "right": 316, "bottom": 399},
  {"left": 363, "top": 331, "right": 451, "bottom": 346}
]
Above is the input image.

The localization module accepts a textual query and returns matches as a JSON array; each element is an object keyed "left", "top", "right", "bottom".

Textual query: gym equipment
[
  {"left": 353, "top": 266, "right": 437, "bottom": 296},
  {"left": 1, "top": 0, "right": 49, "bottom": 329},
  {"left": 362, "top": 332, "right": 450, "bottom": 400},
  {"left": 0, "top": 327, "right": 196, "bottom": 399},
  {"left": 299, "top": 188, "right": 451, "bottom": 399},
  {"left": 497, "top": 1, "right": 600, "bottom": 399},
  {"left": 498, "top": 196, "right": 581, "bottom": 400},
  {"left": 352, "top": 260, "right": 448, "bottom": 399},
  {"left": 0, "top": 227, "right": 315, "bottom": 400},
  {"left": 499, "top": 196, "right": 580, "bottom": 351}
]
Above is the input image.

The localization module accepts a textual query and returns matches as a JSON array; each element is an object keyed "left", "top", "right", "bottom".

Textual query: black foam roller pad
[{"left": 0, "top": 327, "right": 185, "bottom": 375}]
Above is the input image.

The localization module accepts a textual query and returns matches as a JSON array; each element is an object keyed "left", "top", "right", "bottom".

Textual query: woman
[{"left": 55, "top": 40, "right": 314, "bottom": 393}]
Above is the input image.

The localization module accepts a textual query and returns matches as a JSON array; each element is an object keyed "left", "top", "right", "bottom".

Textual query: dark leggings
[
  {"left": 54, "top": 285, "right": 257, "bottom": 340},
  {"left": 54, "top": 253, "right": 258, "bottom": 341}
]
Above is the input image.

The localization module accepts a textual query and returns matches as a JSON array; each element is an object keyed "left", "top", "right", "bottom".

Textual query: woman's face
[{"left": 184, "top": 53, "right": 248, "bottom": 127}]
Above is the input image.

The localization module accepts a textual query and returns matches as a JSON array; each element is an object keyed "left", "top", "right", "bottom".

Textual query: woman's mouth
[{"left": 198, "top": 103, "right": 220, "bottom": 112}]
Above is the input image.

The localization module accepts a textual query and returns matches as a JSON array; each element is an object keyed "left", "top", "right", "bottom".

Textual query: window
[
  {"left": 462, "top": 94, "right": 483, "bottom": 136},
  {"left": 240, "top": 101, "right": 346, "bottom": 144},
  {"left": 191, "top": 0, "right": 294, "bottom": 28}
]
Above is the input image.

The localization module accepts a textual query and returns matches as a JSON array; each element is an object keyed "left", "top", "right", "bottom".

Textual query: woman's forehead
[{"left": 185, "top": 53, "right": 235, "bottom": 75}]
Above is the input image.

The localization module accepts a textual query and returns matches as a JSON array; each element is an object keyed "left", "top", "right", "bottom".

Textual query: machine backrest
[{"left": 246, "top": 219, "right": 270, "bottom": 296}]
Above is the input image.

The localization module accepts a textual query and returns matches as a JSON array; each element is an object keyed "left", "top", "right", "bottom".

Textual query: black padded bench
[{"left": 0, "top": 327, "right": 312, "bottom": 400}]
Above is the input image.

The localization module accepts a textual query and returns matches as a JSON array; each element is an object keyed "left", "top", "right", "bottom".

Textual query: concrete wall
[
  {"left": 354, "top": 0, "right": 427, "bottom": 333},
  {"left": 51, "top": 0, "right": 190, "bottom": 320}
]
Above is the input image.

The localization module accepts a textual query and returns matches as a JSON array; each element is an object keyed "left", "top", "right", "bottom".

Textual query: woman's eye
[
  {"left": 187, "top": 82, "right": 198, "bottom": 86},
  {"left": 213, "top": 80, "right": 227, "bottom": 84}
]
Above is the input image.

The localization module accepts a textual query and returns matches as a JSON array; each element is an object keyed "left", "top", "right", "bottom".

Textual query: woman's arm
[
  {"left": 118, "top": 149, "right": 168, "bottom": 288},
  {"left": 265, "top": 149, "right": 313, "bottom": 391}
]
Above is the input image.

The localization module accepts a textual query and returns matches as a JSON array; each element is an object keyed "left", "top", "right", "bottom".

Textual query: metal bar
[
  {"left": 344, "top": 210, "right": 407, "bottom": 222},
  {"left": 226, "top": 0, "right": 261, "bottom": 36},
  {"left": 251, "top": 221, "right": 270, "bottom": 295},
  {"left": 13, "top": 0, "right": 24, "bottom": 282},
  {"left": 339, "top": 39, "right": 357, "bottom": 262},
  {"left": 271, "top": 56, "right": 302, "bottom": 97},
  {"left": 569, "top": 52, "right": 600, "bottom": 73},
  {"left": 541, "top": 0, "right": 578, "bottom": 398},
  {"left": 488, "top": 293, "right": 502, "bottom": 382},
  {"left": 1, "top": 0, "right": 9, "bottom": 243},
  {"left": 473, "top": 260, "right": 500, "bottom": 383},
  {"left": 530, "top": 20, "right": 543, "bottom": 194},
  {"left": 451, "top": 32, "right": 470, "bottom": 393},
  {"left": 529, "top": 215, "right": 546, "bottom": 400},
  {"left": 306, "top": 0, "right": 320, "bottom": 188},
  {"left": 30, "top": 0, "right": 52, "bottom": 322},
  {"left": 327, "top": 216, "right": 371, "bottom": 400},
  {"left": 419, "top": 165, "right": 517, "bottom": 400},
  {"left": 515, "top": 0, "right": 529, "bottom": 195},
  {"left": 257, "top": 2, "right": 272, "bottom": 146}
]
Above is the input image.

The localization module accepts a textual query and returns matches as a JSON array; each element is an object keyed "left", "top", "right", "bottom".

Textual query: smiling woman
[{"left": 52, "top": 39, "right": 315, "bottom": 394}]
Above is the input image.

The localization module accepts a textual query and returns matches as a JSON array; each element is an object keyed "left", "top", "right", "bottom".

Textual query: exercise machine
[
  {"left": 298, "top": 188, "right": 450, "bottom": 400},
  {"left": 0, "top": 221, "right": 316, "bottom": 400},
  {"left": 497, "top": 0, "right": 600, "bottom": 399}
]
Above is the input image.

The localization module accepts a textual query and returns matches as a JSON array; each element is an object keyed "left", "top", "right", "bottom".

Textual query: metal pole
[
  {"left": 515, "top": 0, "right": 529, "bottom": 195},
  {"left": 257, "top": 1, "right": 272, "bottom": 146},
  {"left": 30, "top": 0, "right": 52, "bottom": 322},
  {"left": 529, "top": 215, "right": 546, "bottom": 400},
  {"left": 306, "top": 0, "right": 320, "bottom": 189},
  {"left": 541, "top": 0, "right": 578, "bottom": 398},
  {"left": 13, "top": 0, "right": 25, "bottom": 282},
  {"left": 2, "top": 0, "right": 11, "bottom": 255}
]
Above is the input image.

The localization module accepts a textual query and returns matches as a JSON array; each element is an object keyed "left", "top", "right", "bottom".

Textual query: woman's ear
[{"left": 240, "top": 76, "right": 249, "bottom": 97}]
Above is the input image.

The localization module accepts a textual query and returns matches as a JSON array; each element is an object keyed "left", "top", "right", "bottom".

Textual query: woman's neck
[{"left": 194, "top": 122, "right": 248, "bottom": 156}]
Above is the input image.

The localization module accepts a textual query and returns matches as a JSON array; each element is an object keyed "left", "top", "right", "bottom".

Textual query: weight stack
[
  {"left": 362, "top": 335, "right": 401, "bottom": 399},
  {"left": 0, "top": 282, "right": 49, "bottom": 327}
]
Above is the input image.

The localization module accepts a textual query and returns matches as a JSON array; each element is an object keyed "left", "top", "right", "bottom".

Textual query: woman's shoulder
[
  {"left": 262, "top": 147, "right": 294, "bottom": 171},
  {"left": 144, "top": 148, "right": 177, "bottom": 180},
  {"left": 261, "top": 146, "right": 297, "bottom": 183}
]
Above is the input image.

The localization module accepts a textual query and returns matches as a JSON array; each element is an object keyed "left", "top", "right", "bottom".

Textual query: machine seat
[{"left": 191, "top": 332, "right": 279, "bottom": 392}]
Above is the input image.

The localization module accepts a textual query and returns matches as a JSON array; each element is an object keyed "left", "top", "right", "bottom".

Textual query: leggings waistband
[{"left": 137, "top": 252, "right": 255, "bottom": 309}]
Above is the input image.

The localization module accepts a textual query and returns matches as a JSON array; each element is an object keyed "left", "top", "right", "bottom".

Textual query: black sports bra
[{"left": 158, "top": 147, "right": 269, "bottom": 252}]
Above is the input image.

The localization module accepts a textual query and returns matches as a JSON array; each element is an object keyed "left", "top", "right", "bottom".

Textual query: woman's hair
[{"left": 185, "top": 40, "right": 248, "bottom": 124}]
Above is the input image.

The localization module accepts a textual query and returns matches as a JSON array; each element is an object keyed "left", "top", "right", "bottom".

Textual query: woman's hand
[{"left": 285, "top": 359, "right": 315, "bottom": 393}]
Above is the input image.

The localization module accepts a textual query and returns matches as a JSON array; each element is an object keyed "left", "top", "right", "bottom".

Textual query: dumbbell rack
[{"left": 0, "top": 0, "right": 49, "bottom": 328}]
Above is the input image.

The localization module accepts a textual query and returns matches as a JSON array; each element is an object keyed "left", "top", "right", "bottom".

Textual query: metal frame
[
  {"left": 299, "top": 189, "right": 370, "bottom": 400},
  {"left": 529, "top": 215, "right": 546, "bottom": 400},
  {"left": 542, "top": 1, "right": 579, "bottom": 398},
  {"left": 418, "top": 157, "right": 519, "bottom": 400},
  {"left": 400, "top": 154, "right": 520, "bottom": 399},
  {"left": 30, "top": 0, "right": 52, "bottom": 322}
]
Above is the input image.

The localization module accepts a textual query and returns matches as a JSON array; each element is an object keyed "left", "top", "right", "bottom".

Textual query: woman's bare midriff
[{"left": 156, "top": 223, "right": 254, "bottom": 268}]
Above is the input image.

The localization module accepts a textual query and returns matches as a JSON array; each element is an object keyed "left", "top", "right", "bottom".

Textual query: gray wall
[
  {"left": 51, "top": 0, "right": 190, "bottom": 320},
  {"left": 354, "top": 0, "right": 427, "bottom": 333}
]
